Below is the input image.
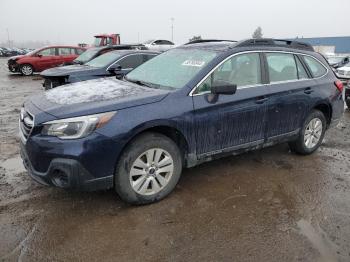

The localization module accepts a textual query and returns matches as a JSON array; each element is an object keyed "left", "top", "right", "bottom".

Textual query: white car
[
  {"left": 336, "top": 64, "right": 350, "bottom": 79},
  {"left": 143, "top": 39, "right": 175, "bottom": 52}
]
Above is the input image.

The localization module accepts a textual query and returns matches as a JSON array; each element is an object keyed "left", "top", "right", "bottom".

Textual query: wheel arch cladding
[
  {"left": 119, "top": 125, "right": 189, "bottom": 168},
  {"left": 314, "top": 103, "right": 332, "bottom": 126}
]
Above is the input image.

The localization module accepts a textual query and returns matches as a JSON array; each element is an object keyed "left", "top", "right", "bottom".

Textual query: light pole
[
  {"left": 6, "top": 28, "right": 10, "bottom": 47},
  {"left": 171, "top": 18, "right": 174, "bottom": 42}
]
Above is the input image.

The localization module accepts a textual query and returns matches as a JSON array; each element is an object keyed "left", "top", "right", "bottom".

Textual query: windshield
[
  {"left": 144, "top": 40, "right": 155, "bottom": 44},
  {"left": 26, "top": 48, "right": 42, "bottom": 56},
  {"left": 85, "top": 52, "right": 121, "bottom": 68},
  {"left": 75, "top": 49, "right": 98, "bottom": 63},
  {"left": 126, "top": 48, "right": 218, "bottom": 89}
]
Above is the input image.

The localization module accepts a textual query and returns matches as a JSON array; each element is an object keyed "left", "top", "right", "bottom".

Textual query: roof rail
[
  {"left": 185, "top": 39, "right": 237, "bottom": 45},
  {"left": 235, "top": 38, "right": 314, "bottom": 51}
]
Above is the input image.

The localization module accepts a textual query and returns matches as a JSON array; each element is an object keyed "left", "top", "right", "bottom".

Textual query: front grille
[
  {"left": 43, "top": 78, "right": 64, "bottom": 89},
  {"left": 19, "top": 108, "right": 34, "bottom": 142}
]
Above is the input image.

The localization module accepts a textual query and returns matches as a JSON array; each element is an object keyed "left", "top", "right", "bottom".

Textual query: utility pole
[
  {"left": 171, "top": 17, "right": 174, "bottom": 42},
  {"left": 6, "top": 28, "right": 10, "bottom": 47}
]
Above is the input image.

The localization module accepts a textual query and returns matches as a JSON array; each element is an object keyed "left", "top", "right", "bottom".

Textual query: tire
[
  {"left": 289, "top": 110, "right": 327, "bottom": 155},
  {"left": 20, "top": 64, "right": 34, "bottom": 76},
  {"left": 114, "top": 132, "right": 183, "bottom": 205}
]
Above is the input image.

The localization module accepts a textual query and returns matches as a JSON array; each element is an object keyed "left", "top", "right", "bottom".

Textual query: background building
[{"left": 295, "top": 36, "right": 350, "bottom": 54}]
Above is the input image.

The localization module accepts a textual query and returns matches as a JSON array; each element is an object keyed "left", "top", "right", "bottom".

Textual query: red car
[{"left": 7, "top": 46, "right": 85, "bottom": 75}]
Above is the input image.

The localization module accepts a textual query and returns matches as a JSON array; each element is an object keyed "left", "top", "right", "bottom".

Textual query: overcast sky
[{"left": 1, "top": 0, "right": 349, "bottom": 46}]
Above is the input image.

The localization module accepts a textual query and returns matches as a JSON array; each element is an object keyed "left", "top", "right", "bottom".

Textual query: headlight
[{"left": 41, "top": 111, "right": 116, "bottom": 139}]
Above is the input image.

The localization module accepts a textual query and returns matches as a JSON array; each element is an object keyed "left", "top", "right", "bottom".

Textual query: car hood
[
  {"left": 9, "top": 55, "right": 26, "bottom": 61},
  {"left": 41, "top": 64, "right": 101, "bottom": 77},
  {"left": 29, "top": 77, "right": 170, "bottom": 120}
]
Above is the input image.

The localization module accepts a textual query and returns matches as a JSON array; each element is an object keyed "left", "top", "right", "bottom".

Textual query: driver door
[
  {"left": 192, "top": 52, "right": 269, "bottom": 156},
  {"left": 35, "top": 47, "right": 58, "bottom": 71}
]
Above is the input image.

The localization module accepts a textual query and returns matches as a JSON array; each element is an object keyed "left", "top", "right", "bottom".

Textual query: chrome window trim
[
  {"left": 189, "top": 50, "right": 329, "bottom": 97},
  {"left": 106, "top": 53, "right": 156, "bottom": 71}
]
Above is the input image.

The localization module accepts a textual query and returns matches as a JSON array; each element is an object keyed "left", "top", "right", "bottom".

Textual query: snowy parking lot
[{"left": 1, "top": 57, "right": 350, "bottom": 261}]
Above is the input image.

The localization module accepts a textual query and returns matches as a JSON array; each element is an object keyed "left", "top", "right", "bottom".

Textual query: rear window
[
  {"left": 76, "top": 48, "right": 85, "bottom": 55},
  {"left": 266, "top": 53, "right": 298, "bottom": 82},
  {"left": 303, "top": 56, "right": 327, "bottom": 78}
]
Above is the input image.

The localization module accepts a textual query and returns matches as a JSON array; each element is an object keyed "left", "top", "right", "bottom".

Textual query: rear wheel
[
  {"left": 289, "top": 110, "right": 326, "bottom": 155},
  {"left": 114, "top": 132, "right": 182, "bottom": 205},
  {"left": 20, "top": 64, "right": 33, "bottom": 76}
]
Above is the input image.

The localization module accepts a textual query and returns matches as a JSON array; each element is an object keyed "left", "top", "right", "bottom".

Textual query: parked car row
[
  {"left": 0, "top": 47, "right": 32, "bottom": 57},
  {"left": 7, "top": 40, "right": 175, "bottom": 76},
  {"left": 19, "top": 38, "right": 344, "bottom": 205},
  {"left": 42, "top": 50, "right": 159, "bottom": 89},
  {"left": 334, "top": 64, "right": 350, "bottom": 108}
]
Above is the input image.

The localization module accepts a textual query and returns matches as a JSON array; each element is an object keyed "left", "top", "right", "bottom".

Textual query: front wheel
[
  {"left": 20, "top": 64, "right": 34, "bottom": 76},
  {"left": 289, "top": 110, "right": 326, "bottom": 155},
  {"left": 114, "top": 132, "right": 183, "bottom": 205}
]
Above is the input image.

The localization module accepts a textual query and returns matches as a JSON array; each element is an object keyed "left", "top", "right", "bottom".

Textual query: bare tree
[
  {"left": 189, "top": 35, "right": 202, "bottom": 42},
  {"left": 252, "top": 27, "right": 263, "bottom": 39}
]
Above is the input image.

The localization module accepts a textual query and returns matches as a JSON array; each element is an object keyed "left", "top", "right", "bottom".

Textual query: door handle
[
  {"left": 304, "top": 87, "right": 314, "bottom": 94},
  {"left": 255, "top": 97, "right": 268, "bottom": 104}
]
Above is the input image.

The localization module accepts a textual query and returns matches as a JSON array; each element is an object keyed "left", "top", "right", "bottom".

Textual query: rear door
[
  {"left": 58, "top": 47, "right": 77, "bottom": 65},
  {"left": 192, "top": 52, "right": 269, "bottom": 156},
  {"left": 264, "top": 52, "right": 314, "bottom": 139}
]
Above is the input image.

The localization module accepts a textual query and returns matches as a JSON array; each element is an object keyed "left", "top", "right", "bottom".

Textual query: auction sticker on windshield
[{"left": 182, "top": 60, "right": 205, "bottom": 67}]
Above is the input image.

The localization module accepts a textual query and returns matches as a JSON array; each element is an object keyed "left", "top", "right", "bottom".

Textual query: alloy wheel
[
  {"left": 129, "top": 148, "right": 174, "bottom": 196},
  {"left": 304, "top": 118, "right": 323, "bottom": 149},
  {"left": 21, "top": 65, "right": 33, "bottom": 75}
]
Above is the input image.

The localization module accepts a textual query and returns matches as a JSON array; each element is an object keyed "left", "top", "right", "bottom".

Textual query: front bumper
[
  {"left": 8, "top": 61, "right": 19, "bottom": 72},
  {"left": 20, "top": 133, "right": 117, "bottom": 191}
]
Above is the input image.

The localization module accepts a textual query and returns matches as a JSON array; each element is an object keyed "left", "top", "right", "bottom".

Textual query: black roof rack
[
  {"left": 185, "top": 39, "right": 237, "bottom": 45},
  {"left": 235, "top": 38, "right": 314, "bottom": 51}
]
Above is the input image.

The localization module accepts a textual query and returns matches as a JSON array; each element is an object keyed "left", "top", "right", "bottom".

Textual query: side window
[
  {"left": 303, "top": 56, "right": 327, "bottom": 78},
  {"left": 106, "top": 38, "right": 113, "bottom": 45},
  {"left": 70, "top": 48, "right": 79, "bottom": 55},
  {"left": 197, "top": 53, "right": 261, "bottom": 94},
  {"left": 266, "top": 53, "right": 298, "bottom": 82},
  {"left": 58, "top": 48, "right": 72, "bottom": 56},
  {"left": 118, "top": 55, "right": 144, "bottom": 69},
  {"left": 295, "top": 56, "right": 309, "bottom": 79},
  {"left": 160, "top": 40, "right": 174, "bottom": 45},
  {"left": 143, "top": 54, "right": 157, "bottom": 62},
  {"left": 37, "top": 48, "right": 56, "bottom": 56}
]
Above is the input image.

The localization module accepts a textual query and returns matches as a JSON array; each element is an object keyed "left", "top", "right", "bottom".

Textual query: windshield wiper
[{"left": 124, "top": 77, "right": 158, "bottom": 89}]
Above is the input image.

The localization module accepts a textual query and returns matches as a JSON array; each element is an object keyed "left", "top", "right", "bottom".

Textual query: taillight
[{"left": 334, "top": 80, "right": 344, "bottom": 92}]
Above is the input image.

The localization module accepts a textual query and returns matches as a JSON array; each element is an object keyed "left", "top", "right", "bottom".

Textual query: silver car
[{"left": 143, "top": 39, "right": 175, "bottom": 52}]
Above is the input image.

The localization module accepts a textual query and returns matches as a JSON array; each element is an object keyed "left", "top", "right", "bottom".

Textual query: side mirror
[
  {"left": 211, "top": 81, "right": 237, "bottom": 95},
  {"left": 36, "top": 53, "right": 42, "bottom": 58},
  {"left": 108, "top": 64, "right": 122, "bottom": 74}
]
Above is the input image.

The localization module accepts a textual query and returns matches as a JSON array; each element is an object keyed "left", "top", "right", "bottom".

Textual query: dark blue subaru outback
[{"left": 19, "top": 39, "right": 344, "bottom": 205}]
